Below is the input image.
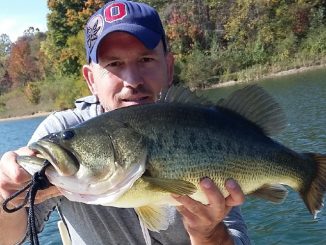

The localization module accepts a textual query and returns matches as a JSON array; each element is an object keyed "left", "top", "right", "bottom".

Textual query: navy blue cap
[{"left": 85, "top": 0, "right": 166, "bottom": 63}]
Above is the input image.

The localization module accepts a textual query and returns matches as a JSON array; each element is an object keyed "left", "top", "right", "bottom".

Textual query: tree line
[{"left": 0, "top": 0, "right": 326, "bottom": 111}]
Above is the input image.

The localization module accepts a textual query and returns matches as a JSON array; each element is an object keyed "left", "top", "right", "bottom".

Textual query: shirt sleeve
[
  {"left": 28, "top": 110, "right": 84, "bottom": 145},
  {"left": 224, "top": 206, "right": 251, "bottom": 245},
  {"left": 28, "top": 95, "right": 102, "bottom": 144}
]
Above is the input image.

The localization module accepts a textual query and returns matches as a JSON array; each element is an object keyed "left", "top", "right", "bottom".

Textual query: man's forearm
[
  {"left": 190, "top": 222, "right": 234, "bottom": 245},
  {"left": 0, "top": 206, "right": 28, "bottom": 245}
]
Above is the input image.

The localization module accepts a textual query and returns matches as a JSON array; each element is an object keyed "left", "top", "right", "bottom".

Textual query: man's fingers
[
  {"left": 172, "top": 178, "right": 246, "bottom": 242},
  {"left": 224, "top": 179, "right": 245, "bottom": 206},
  {"left": 0, "top": 147, "right": 60, "bottom": 210},
  {"left": 173, "top": 195, "right": 209, "bottom": 228},
  {"left": 15, "top": 146, "right": 35, "bottom": 156},
  {"left": 0, "top": 170, "right": 29, "bottom": 200},
  {"left": 199, "top": 178, "right": 225, "bottom": 210},
  {"left": 0, "top": 151, "right": 31, "bottom": 183},
  {"left": 34, "top": 186, "right": 62, "bottom": 204},
  {"left": 172, "top": 194, "right": 204, "bottom": 212},
  {"left": 2, "top": 186, "right": 61, "bottom": 208},
  {"left": 175, "top": 205, "right": 197, "bottom": 225},
  {"left": 1, "top": 148, "right": 61, "bottom": 206}
]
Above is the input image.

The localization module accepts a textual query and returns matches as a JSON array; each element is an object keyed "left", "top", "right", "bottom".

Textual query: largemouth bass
[{"left": 18, "top": 85, "right": 326, "bottom": 231}]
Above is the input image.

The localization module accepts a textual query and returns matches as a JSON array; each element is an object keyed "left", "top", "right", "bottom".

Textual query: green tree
[
  {"left": 45, "top": 0, "right": 108, "bottom": 76},
  {"left": 0, "top": 34, "right": 12, "bottom": 94},
  {"left": 0, "top": 59, "right": 11, "bottom": 94},
  {"left": 25, "top": 82, "right": 41, "bottom": 104},
  {"left": 0, "top": 34, "right": 12, "bottom": 57},
  {"left": 140, "top": 0, "right": 169, "bottom": 12}
]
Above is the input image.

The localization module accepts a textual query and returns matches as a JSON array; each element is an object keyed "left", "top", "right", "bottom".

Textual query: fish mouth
[
  {"left": 27, "top": 140, "right": 148, "bottom": 204},
  {"left": 29, "top": 139, "right": 80, "bottom": 176}
]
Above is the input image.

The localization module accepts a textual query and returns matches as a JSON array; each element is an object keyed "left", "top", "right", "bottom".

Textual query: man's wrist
[
  {"left": 190, "top": 222, "right": 234, "bottom": 245},
  {"left": 0, "top": 197, "right": 28, "bottom": 245}
]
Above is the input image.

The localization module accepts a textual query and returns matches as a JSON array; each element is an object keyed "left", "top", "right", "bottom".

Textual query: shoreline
[
  {"left": 0, "top": 63, "right": 325, "bottom": 122},
  {"left": 0, "top": 111, "right": 52, "bottom": 122},
  {"left": 209, "top": 63, "right": 326, "bottom": 88}
]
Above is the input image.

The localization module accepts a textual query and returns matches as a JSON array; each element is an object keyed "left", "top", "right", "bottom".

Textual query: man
[{"left": 0, "top": 1, "right": 250, "bottom": 244}]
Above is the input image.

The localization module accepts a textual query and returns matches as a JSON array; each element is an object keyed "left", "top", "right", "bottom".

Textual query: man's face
[{"left": 83, "top": 32, "right": 174, "bottom": 111}]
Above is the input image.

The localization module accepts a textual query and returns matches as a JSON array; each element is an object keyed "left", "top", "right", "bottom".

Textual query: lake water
[{"left": 1, "top": 68, "right": 325, "bottom": 244}]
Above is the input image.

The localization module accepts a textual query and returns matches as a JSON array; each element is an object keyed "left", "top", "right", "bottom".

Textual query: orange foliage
[
  {"left": 292, "top": 7, "right": 310, "bottom": 36},
  {"left": 165, "top": 6, "right": 204, "bottom": 53},
  {"left": 7, "top": 38, "right": 43, "bottom": 87}
]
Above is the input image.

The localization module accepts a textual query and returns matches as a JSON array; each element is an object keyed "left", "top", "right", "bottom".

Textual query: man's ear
[
  {"left": 82, "top": 64, "right": 97, "bottom": 95},
  {"left": 166, "top": 52, "right": 175, "bottom": 86}
]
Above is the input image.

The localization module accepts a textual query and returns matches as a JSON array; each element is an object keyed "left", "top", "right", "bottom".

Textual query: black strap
[{"left": 2, "top": 160, "right": 52, "bottom": 245}]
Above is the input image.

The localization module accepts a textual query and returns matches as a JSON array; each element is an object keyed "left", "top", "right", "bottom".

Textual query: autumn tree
[
  {"left": 7, "top": 30, "right": 46, "bottom": 88},
  {"left": 163, "top": 0, "right": 214, "bottom": 55}
]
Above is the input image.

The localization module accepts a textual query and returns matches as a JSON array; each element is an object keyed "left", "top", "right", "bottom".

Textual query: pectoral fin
[
  {"left": 249, "top": 184, "right": 288, "bottom": 203},
  {"left": 135, "top": 205, "right": 169, "bottom": 232},
  {"left": 142, "top": 176, "right": 196, "bottom": 196}
]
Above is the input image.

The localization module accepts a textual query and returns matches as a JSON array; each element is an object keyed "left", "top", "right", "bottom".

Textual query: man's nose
[{"left": 122, "top": 64, "right": 144, "bottom": 88}]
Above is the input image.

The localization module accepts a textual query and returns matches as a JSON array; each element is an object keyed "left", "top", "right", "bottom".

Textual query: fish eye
[{"left": 62, "top": 130, "right": 75, "bottom": 140}]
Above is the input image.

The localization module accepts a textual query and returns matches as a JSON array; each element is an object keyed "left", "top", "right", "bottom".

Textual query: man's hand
[
  {"left": 0, "top": 147, "right": 61, "bottom": 209},
  {"left": 172, "top": 178, "right": 245, "bottom": 245}
]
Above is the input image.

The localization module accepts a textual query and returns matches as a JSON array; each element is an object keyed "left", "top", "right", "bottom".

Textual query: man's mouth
[{"left": 121, "top": 96, "right": 151, "bottom": 103}]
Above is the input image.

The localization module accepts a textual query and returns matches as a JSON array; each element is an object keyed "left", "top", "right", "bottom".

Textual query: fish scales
[{"left": 119, "top": 103, "right": 306, "bottom": 192}]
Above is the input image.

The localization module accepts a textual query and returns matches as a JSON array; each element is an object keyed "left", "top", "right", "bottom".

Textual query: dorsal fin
[
  {"left": 158, "top": 84, "right": 211, "bottom": 105},
  {"left": 159, "top": 84, "right": 286, "bottom": 136},
  {"left": 217, "top": 85, "right": 287, "bottom": 136}
]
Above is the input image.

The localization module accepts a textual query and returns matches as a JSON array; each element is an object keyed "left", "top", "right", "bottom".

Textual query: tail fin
[{"left": 300, "top": 153, "right": 326, "bottom": 217}]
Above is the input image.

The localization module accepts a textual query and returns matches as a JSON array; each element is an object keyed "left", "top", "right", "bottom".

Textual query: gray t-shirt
[{"left": 28, "top": 95, "right": 251, "bottom": 245}]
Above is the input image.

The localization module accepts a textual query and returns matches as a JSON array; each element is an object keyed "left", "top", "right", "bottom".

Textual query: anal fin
[
  {"left": 135, "top": 205, "right": 169, "bottom": 232},
  {"left": 249, "top": 184, "right": 288, "bottom": 203}
]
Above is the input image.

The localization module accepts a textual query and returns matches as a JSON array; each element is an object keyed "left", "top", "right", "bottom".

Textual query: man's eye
[
  {"left": 106, "top": 61, "right": 122, "bottom": 67},
  {"left": 140, "top": 57, "right": 154, "bottom": 63}
]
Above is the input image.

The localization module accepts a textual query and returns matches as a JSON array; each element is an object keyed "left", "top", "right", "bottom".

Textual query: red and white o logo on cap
[{"left": 104, "top": 2, "right": 127, "bottom": 23}]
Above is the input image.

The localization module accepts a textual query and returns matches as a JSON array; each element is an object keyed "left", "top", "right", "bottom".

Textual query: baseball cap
[{"left": 85, "top": 0, "right": 167, "bottom": 64}]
